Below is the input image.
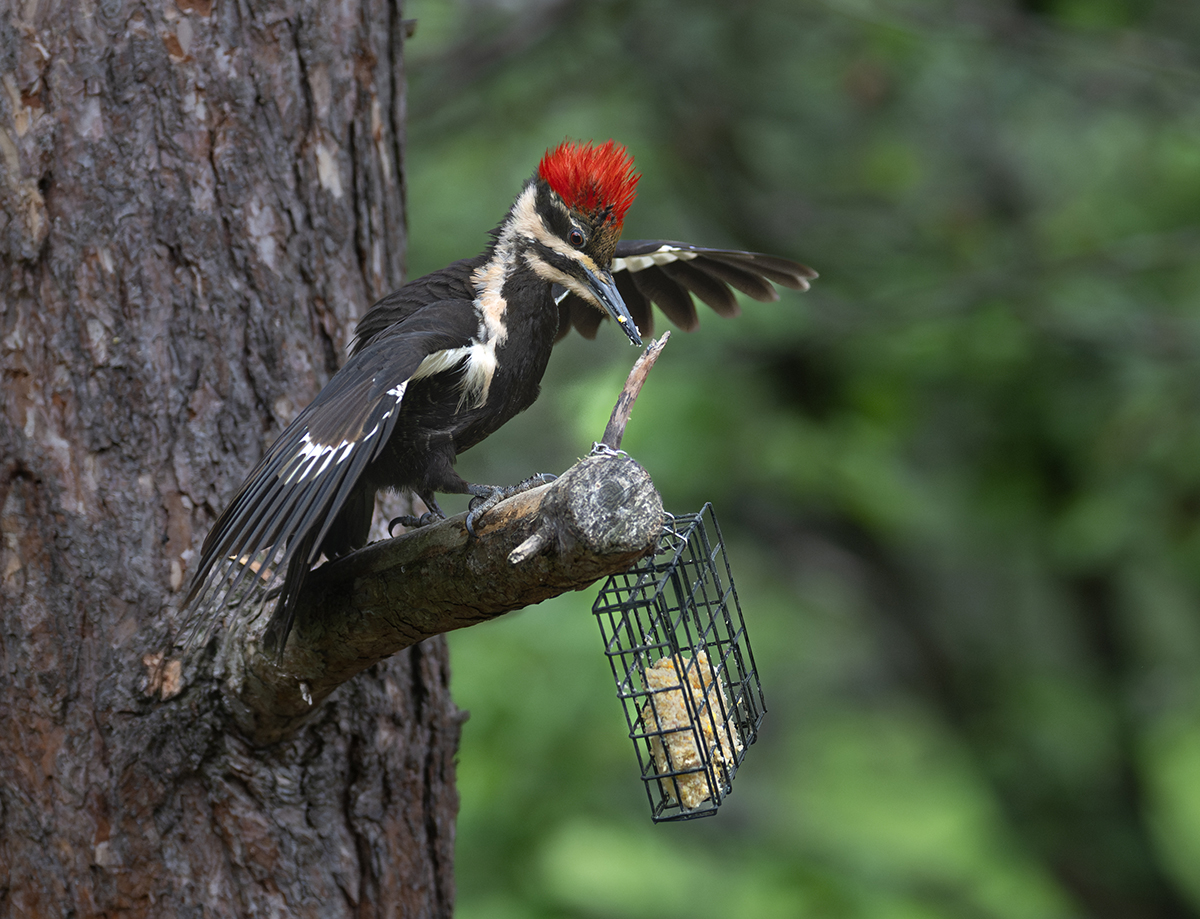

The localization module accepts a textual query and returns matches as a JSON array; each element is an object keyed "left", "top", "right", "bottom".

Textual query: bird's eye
[{"left": 568, "top": 228, "right": 585, "bottom": 248}]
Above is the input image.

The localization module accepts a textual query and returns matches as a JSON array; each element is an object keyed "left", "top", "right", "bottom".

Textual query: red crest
[{"left": 538, "top": 139, "right": 640, "bottom": 227}]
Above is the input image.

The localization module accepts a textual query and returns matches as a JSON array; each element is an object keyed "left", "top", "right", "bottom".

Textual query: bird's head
[{"left": 521, "top": 139, "right": 643, "bottom": 345}]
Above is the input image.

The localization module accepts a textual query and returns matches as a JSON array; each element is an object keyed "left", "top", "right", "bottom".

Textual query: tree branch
[
  {"left": 221, "top": 452, "right": 663, "bottom": 744},
  {"left": 207, "top": 338, "right": 672, "bottom": 744}
]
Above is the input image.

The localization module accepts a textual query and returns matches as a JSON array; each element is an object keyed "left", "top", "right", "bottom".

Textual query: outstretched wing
[
  {"left": 554, "top": 240, "right": 818, "bottom": 341},
  {"left": 180, "top": 300, "right": 479, "bottom": 651}
]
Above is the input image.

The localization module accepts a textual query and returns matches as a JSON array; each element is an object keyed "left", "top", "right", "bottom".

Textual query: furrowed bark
[
  {"left": 0, "top": 2, "right": 467, "bottom": 916},
  {"left": 2, "top": 0, "right": 668, "bottom": 909}
]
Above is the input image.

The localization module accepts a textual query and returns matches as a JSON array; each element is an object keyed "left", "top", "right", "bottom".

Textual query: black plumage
[
  {"left": 556, "top": 241, "right": 817, "bottom": 341},
  {"left": 181, "top": 142, "right": 816, "bottom": 655}
]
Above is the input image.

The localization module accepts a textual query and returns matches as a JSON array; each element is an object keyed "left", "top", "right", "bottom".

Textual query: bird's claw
[
  {"left": 388, "top": 511, "right": 445, "bottom": 537},
  {"left": 465, "top": 473, "right": 557, "bottom": 537}
]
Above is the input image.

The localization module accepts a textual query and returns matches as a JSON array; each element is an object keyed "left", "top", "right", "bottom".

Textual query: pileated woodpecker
[{"left": 183, "top": 140, "right": 816, "bottom": 654}]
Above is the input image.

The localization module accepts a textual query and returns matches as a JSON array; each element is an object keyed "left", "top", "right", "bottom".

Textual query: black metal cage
[{"left": 592, "top": 504, "right": 766, "bottom": 821}]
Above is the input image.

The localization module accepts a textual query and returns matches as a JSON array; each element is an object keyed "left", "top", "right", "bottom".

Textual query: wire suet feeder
[{"left": 593, "top": 504, "right": 765, "bottom": 822}]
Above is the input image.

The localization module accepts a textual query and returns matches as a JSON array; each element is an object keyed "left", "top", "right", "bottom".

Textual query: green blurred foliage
[{"left": 401, "top": 0, "right": 1200, "bottom": 915}]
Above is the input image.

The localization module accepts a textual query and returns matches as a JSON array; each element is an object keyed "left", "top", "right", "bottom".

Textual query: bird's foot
[
  {"left": 465, "top": 473, "right": 557, "bottom": 537},
  {"left": 388, "top": 511, "right": 445, "bottom": 536},
  {"left": 388, "top": 495, "right": 448, "bottom": 537}
]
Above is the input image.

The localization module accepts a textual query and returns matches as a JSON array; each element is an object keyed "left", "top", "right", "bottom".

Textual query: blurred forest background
[{"left": 399, "top": 1, "right": 1200, "bottom": 916}]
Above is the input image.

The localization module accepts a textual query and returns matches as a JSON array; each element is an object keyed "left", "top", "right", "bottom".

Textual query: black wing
[
  {"left": 180, "top": 299, "right": 479, "bottom": 652},
  {"left": 554, "top": 240, "right": 818, "bottom": 341}
]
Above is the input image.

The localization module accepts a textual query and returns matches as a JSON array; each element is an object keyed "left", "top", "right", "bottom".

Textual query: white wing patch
[
  {"left": 413, "top": 345, "right": 497, "bottom": 409},
  {"left": 613, "top": 246, "right": 699, "bottom": 274},
  {"left": 285, "top": 437, "right": 337, "bottom": 484},
  {"left": 284, "top": 381, "right": 409, "bottom": 483},
  {"left": 459, "top": 342, "right": 499, "bottom": 405},
  {"left": 555, "top": 246, "right": 702, "bottom": 305}
]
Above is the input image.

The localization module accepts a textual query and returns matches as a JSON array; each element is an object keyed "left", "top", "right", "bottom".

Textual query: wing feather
[
  {"left": 659, "top": 259, "right": 742, "bottom": 316},
  {"left": 568, "top": 296, "right": 604, "bottom": 340},
  {"left": 627, "top": 264, "right": 695, "bottom": 334},
  {"left": 555, "top": 240, "right": 816, "bottom": 341},
  {"left": 181, "top": 300, "right": 478, "bottom": 652}
]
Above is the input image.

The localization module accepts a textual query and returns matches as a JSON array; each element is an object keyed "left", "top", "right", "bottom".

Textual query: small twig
[
  {"left": 508, "top": 522, "right": 551, "bottom": 565},
  {"left": 601, "top": 332, "right": 671, "bottom": 450}
]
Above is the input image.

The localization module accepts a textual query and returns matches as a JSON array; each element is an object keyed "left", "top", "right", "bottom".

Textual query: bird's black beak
[{"left": 584, "top": 266, "right": 642, "bottom": 346}]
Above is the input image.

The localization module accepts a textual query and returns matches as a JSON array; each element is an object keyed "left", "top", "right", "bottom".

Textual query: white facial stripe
[
  {"left": 465, "top": 179, "right": 615, "bottom": 387},
  {"left": 530, "top": 218, "right": 601, "bottom": 275},
  {"left": 613, "top": 246, "right": 698, "bottom": 274},
  {"left": 507, "top": 183, "right": 549, "bottom": 244},
  {"left": 464, "top": 181, "right": 590, "bottom": 399},
  {"left": 501, "top": 181, "right": 601, "bottom": 281},
  {"left": 526, "top": 251, "right": 602, "bottom": 310},
  {"left": 467, "top": 185, "right": 549, "bottom": 347},
  {"left": 473, "top": 255, "right": 509, "bottom": 345}
]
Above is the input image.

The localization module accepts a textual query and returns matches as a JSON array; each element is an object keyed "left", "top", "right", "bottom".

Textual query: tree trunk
[{"left": 0, "top": 2, "right": 466, "bottom": 915}]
